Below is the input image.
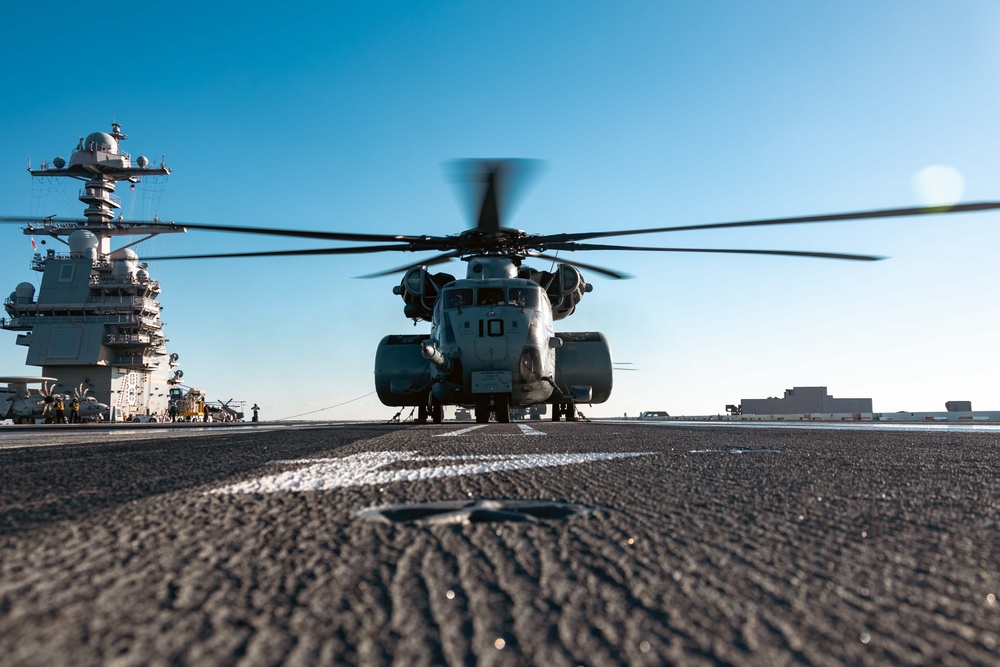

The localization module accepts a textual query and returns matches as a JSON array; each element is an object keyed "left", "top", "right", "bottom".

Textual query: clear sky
[{"left": 2, "top": 2, "right": 999, "bottom": 420}]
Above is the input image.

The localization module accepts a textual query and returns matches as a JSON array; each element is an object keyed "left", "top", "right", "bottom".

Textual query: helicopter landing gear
[
  {"left": 552, "top": 401, "right": 577, "bottom": 422},
  {"left": 415, "top": 397, "right": 444, "bottom": 424},
  {"left": 474, "top": 393, "right": 511, "bottom": 423},
  {"left": 494, "top": 394, "right": 511, "bottom": 423},
  {"left": 474, "top": 395, "right": 489, "bottom": 423}
]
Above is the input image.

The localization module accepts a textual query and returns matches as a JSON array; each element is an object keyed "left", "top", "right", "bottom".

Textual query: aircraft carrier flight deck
[{"left": 1, "top": 420, "right": 997, "bottom": 666}]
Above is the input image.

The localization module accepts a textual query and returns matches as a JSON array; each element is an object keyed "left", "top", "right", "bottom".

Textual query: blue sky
[{"left": 2, "top": 2, "right": 1000, "bottom": 419}]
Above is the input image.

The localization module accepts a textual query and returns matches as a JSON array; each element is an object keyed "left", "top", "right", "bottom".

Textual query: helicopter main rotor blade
[
  {"left": 543, "top": 242, "right": 884, "bottom": 262},
  {"left": 450, "top": 159, "right": 544, "bottom": 234},
  {"left": 477, "top": 166, "right": 501, "bottom": 233},
  {"left": 0, "top": 216, "right": 445, "bottom": 246},
  {"left": 151, "top": 221, "right": 446, "bottom": 245},
  {"left": 0, "top": 216, "right": 53, "bottom": 224},
  {"left": 140, "top": 244, "right": 415, "bottom": 261},
  {"left": 356, "top": 251, "right": 463, "bottom": 279},
  {"left": 526, "top": 252, "right": 632, "bottom": 280},
  {"left": 532, "top": 201, "right": 1000, "bottom": 245}
]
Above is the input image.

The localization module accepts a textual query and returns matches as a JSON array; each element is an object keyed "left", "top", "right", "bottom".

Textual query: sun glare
[{"left": 912, "top": 164, "right": 965, "bottom": 206}]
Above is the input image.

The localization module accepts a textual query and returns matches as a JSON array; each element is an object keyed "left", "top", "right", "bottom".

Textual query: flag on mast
[{"left": 31, "top": 237, "right": 37, "bottom": 250}]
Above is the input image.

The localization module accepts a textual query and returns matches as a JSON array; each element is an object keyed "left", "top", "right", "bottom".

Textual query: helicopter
[{"left": 6, "top": 159, "right": 1000, "bottom": 423}]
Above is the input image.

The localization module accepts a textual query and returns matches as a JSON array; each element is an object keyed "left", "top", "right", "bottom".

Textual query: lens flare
[{"left": 913, "top": 165, "right": 965, "bottom": 206}]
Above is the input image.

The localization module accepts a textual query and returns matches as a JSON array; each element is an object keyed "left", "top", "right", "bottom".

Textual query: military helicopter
[{"left": 6, "top": 160, "right": 1000, "bottom": 423}]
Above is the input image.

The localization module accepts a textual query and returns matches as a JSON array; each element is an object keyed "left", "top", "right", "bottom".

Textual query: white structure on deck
[
  {"left": 740, "top": 386, "right": 872, "bottom": 417},
  {"left": 1, "top": 124, "right": 185, "bottom": 421}
]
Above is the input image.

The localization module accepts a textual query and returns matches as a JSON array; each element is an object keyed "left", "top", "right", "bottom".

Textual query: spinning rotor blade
[
  {"left": 141, "top": 244, "right": 415, "bottom": 261},
  {"left": 451, "top": 159, "right": 543, "bottom": 233},
  {"left": 543, "top": 242, "right": 884, "bottom": 262},
  {"left": 356, "top": 251, "right": 463, "bottom": 279},
  {"left": 533, "top": 201, "right": 1000, "bottom": 245},
  {"left": 526, "top": 252, "right": 632, "bottom": 280},
  {"left": 477, "top": 167, "right": 501, "bottom": 233}
]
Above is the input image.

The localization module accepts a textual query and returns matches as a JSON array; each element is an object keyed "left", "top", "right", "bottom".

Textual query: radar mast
[{"left": 3, "top": 124, "right": 187, "bottom": 420}]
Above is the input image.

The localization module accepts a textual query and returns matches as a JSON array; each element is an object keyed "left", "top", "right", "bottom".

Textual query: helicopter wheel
[
  {"left": 494, "top": 394, "right": 511, "bottom": 423},
  {"left": 430, "top": 397, "right": 443, "bottom": 424},
  {"left": 565, "top": 402, "right": 577, "bottom": 422},
  {"left": 415, "top": 404, "right": 428, "bottom": 425},
  {"left": 551, "top": 403, "right": 562, "bottom": 422}
]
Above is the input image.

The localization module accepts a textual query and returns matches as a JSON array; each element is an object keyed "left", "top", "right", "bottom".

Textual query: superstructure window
[{"left": 58, "top": 264, "right": 75, "bottom": 282}]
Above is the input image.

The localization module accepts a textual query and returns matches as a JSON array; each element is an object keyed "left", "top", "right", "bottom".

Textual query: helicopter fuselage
[
  {"left": 375, "top": 256, "right": 613, "bottom": 423},
  {"left": 426, "top": 276, "right": 557, "bottom": 408}
]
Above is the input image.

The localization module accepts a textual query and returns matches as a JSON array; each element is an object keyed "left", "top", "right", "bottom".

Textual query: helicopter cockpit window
[
  {"left": 506, "top": 287, "right": 539, "bottom": 308},
  {"left": 444, "top": 288, "right": 473, "bottom": 310},
  {"left": 477, "top": 287, "right": 505, "bottom": 306}
]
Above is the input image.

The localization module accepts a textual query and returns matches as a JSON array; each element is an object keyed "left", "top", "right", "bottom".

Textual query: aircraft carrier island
[{"left": 1, "top": 125, "right": 186, "bottom": 422}]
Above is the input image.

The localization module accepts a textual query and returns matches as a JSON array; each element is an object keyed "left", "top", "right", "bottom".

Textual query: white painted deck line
[
  {"left": 434, "top": 425, "right": 489, "bottom": 437},
  {"left": 211, "top": 450, "right": 654, "bottom": 494}
]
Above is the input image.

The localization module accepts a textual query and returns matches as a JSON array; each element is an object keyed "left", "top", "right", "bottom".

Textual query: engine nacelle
[
  {"left": 374, "top": 334, "right": 432, "bottom": 406},
  {"left": 393, "top": 267, "right": 456, "bottom": 321},
  {"left": 522, "top": 263, "right": 592, "bottom": 320},
  {"left": 553, "top": 331, "right": 613, "bottom": 403}
]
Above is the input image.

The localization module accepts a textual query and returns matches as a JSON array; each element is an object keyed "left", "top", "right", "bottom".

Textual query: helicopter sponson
[{"left": 375, "top": 257, "right": 611, "bottom": 421}]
